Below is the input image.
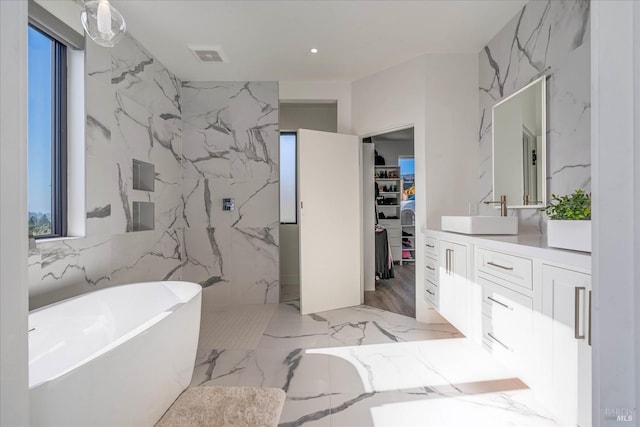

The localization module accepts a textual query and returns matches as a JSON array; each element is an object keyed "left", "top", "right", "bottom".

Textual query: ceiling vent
[{"left": 188, "top": 45, "right": 228, "bottom": 63}]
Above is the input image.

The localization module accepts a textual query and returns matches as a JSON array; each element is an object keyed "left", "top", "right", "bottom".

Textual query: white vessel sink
[{"left": 441, "top": 216, "right": 518, "bottom": 235}]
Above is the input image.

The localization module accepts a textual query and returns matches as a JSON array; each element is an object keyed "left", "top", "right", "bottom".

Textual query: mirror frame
[{"left": 491, "top": 76, "right": 547, "bottom": 209}]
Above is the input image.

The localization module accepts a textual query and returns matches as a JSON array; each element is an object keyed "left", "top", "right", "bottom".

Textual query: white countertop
[{"left": 423, "top": 228, "right": 591, "bottom": 271}]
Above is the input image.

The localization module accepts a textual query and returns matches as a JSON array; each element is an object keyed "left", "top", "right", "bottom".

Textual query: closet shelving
[
  {"left": 375, "top": 165, "right": 401, "bottom": 217},
  {"left": 376, "top": 165, "right": 401, "bottom": 262},
  {"left": 401, "top": 221, "right": 416, "bottom": 265}
]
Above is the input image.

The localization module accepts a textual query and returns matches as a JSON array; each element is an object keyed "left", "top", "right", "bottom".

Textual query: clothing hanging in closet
[{"left": 375, "top": 225, "right": 394, "bottom": 280}]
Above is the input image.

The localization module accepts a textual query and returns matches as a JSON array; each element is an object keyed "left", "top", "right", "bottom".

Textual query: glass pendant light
[{"left": 81, "top": 0, "right": 126, "bottom": 47}]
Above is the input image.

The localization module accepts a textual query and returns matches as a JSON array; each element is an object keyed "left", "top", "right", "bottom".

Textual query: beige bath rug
[{"left": 156, "top": 386, "right": 286, "bottom": 427}]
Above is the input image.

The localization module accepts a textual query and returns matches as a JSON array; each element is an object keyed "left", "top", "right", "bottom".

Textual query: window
[
  {"left": 279, "top": 132, "right": 297, "bottom": 224},
  {"left": 399, "top": 157, "right": 415, "bottom": 200},
  {"left": 28, "top": 25, "right": 68, "bottom": 238}
]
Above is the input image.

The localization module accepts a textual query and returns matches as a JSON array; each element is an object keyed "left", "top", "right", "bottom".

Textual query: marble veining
[
  {"left": 181, "top": 81, "right": 279, "bottom": 305},
  {"left": 29, "top": 34, "right": 184, "bottom": 309},
  {"left": 30, "top": 36, "right": 277, "bottom": 309},
  {"left": 191, "top": 294, "right": 561, "bottom": 427},
  {"left": 478, "top": 0, "right": 590, "bottom": 233}
]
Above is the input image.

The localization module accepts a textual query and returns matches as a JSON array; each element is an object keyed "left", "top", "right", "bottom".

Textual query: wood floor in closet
[{"left": 364, "top": 264, "right": 415, "bottom": 318}]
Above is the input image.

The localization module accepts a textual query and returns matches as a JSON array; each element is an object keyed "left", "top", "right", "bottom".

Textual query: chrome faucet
[{"left": 484, "top": 195, "right": 508, "bottom": 217}]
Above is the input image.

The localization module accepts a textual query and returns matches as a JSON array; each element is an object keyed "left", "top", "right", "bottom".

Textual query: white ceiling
[{"left": 39, "top": 0, "right": 526, "bottom": 82}]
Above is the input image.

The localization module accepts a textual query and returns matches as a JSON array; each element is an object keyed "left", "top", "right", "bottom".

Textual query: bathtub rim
[
  {"left": 29, "top": 280, "right": 201, "bottom": 315},
  {"left": 28, "top": 281, "right": 202, "bottom": 390}
]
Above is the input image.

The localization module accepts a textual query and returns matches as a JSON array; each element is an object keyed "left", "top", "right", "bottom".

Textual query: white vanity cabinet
[
  {"left": 424, "top": 236, "right": 439, "bottom": 308},
  {"left": 438, "top": 240, "right": 471, "bottom": 337},
  {"left": 423, "top": 229, "right": 591, "bottom": 426},
  {"left": 424, "top": 236, "right": 481, "bottom": 342},
  {"left": 480, "top": 275, "right": 537, "bottom": 386},
  {"left": 540, "top": 265, "right": 592, "bottom": 427},
  {"left": 476, "top": 248, "right": 539, "bottom": 388}
]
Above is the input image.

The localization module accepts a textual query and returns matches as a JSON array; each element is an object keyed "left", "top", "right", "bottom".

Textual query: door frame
[
  {"left": 278, "top": 129, "right": 301, "bottom": 301},
  {"left": 360, "top": 123, "right": 416, "bottom": 312}
]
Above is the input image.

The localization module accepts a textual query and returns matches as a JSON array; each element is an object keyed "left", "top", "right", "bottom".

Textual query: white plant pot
[{"left": 547, "top": 220, "right": 592, "bottom": 253}]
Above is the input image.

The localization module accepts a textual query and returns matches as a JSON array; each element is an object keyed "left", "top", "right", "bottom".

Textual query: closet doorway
[{"left": 363, "top": 127, "right": 416, "bottom": 317}]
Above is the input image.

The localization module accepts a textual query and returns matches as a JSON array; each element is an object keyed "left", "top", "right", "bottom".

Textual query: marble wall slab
[
  {"left": 29, "top": 35, "right": 184, "bottom": 309},
  {"left": 478, "top": 0, "right": 590, "bottom": 233},
  {"left": 181, "top": 82, "right": 279, "bottom": 305}
]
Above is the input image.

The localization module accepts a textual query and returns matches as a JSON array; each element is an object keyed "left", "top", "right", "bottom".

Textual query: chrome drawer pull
[
  {"left": 426, "top": 266, "right": 435, "bottom": 271},
  {"left": 487, "top": 296, "right": 512, "bottom": 310},
  {"left": 487, "top": 332, "right": 510, "bottom": 350},
  {"left": 575, "top": 286, "right": 586, "bottom": 340},
  {"left": 426, "top": 244, "right": 435, "bottom": 248},
  {"left": 487, "top": 261, "right": 514, "bottom": 271},
  {"left": 426, "top": 289, "right": 435, "bottom": 295},
  {"left": 588, "top": 290, "right": 592, "bottom": 346}
]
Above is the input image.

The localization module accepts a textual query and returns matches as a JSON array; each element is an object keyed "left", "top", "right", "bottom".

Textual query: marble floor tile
[
  {"left": 235, "top": 348, "right": 331, "bottom": 395},
  {"left": 328, "top": 390, "right": 560, "bottom": 427},
  {"left": 320, "top": 304, "right": 417, "bottom": 328},
  {"left": 258, "top": 319, "right": 329, "bottom": 350},
  {"left": 277, "top": 393, "right": 334, "bottom": 427},
  {"left": 271, "top": 300, "right": 330, "bottom": 325},
  {"left": 190, "top": 348, "right": 253, "bottom": 387},
  {"left": 324, "top": 341, "right": 454, "bottom": 394},
  {"left": 328, "top": 391, "right": 423, "bottom": 427},
  {"left": 197, "top": 302, "right": 275, "bottom": 350},
  {"left": 280, "top": 285, "right": 300, "bottom": 302},
  {"left": 319, "top": 302, "right": 464, "bottom": 347},
  {"left": 188, "top": 302, "right": 560, "bottom": 427}
]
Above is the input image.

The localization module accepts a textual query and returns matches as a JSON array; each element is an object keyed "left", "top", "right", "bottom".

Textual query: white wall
[
  {"left": 352, "top": 55, "right": 429, "bottom": 321},
  {"left": 280, "top": 103, "right": 337, "bottom": 133},
  {"left": 279, "top": 81, "right": 351, "bottom": 133},
  {"left": 591, "top": 1, "right": 639, "bottom": 425},
  {"left": 424, "top": 54, "right": 478, "bottom": 230},
  {"left": 0, "top": 1, "right": 29, "bottom": 424},
  {"left": 352, "top": 54, "right": 478, "bottom": 323}
]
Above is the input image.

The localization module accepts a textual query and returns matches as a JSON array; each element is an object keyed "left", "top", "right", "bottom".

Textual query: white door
[{"left": 298, "top": 129, "right": 362, "bottom": 314}]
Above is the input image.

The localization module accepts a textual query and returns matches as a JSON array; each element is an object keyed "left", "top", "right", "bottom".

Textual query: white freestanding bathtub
[{"left": 29, "top": 281, "right": 202, "bottom": 427}]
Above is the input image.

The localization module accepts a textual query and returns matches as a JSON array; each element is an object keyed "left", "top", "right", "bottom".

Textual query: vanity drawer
[
  {"left": 425, "top": 236, "right": 438, "bottom": 257},
  {"left": 478, "top": 248, "right": 532, "bottom": 290},
  {"left": 425, "top": 256, "right": 438, "bottom": 284},
  {"left": 482, "top": 314, "right": 518, "bottom": 369},
  {"left": 481, "top": 276, "right": 533, "bottom": 352},
  {"left": 424, "top": 279, "right": 439, "bottom": 307}
]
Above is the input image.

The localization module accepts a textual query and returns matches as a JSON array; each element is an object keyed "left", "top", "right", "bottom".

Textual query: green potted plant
[{"left": 541, "top": 189, "right": 591, "bottom": 252}]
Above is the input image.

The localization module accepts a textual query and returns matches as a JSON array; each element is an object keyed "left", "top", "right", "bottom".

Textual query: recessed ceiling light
[{"left": 310, "top": 48, "right": 318, "bottom": 54}]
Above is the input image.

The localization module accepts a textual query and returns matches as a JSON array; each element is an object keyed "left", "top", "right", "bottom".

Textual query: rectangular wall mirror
[{"left": 492, "top": 76, "right": 546, "bottom": 208}]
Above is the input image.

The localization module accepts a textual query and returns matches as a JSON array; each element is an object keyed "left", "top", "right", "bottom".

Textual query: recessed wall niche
[
  {"left": 133, "top": 159, "right": 155, "bottom": 192},
  {"left": 132, "top": 201, "right": 154, "bottom": 231}
]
